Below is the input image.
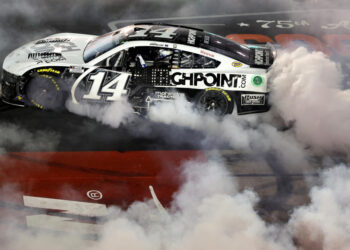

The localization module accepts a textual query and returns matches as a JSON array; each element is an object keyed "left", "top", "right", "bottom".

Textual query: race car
[{"left": 1, "top": 23, "right": 276, "bottom": 115}]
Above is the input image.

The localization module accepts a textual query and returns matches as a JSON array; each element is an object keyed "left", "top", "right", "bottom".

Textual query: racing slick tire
[
  {"left": 25, "top": 74, "right": 66, "bottom": 110},
  {"left": 195, "top": 88, "right": 234, "bottom": 115}
]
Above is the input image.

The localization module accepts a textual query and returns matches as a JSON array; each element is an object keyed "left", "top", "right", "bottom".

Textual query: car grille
[
  {"left": 2, "top": 70, "right": 21, "bottom": 84},
  {"left": 1, "top": 70, "right": 22, "bottom": 100}
]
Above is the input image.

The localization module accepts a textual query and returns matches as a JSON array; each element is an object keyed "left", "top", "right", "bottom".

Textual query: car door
[
  {"left": 124, "top": 46, "right": 173, "bottom": 86},
  {"left": 169, "top": 49, "right": 222, "bottom": 89},
  {"left": 119, "top": 46, "right": 177, "bottom": 110}
]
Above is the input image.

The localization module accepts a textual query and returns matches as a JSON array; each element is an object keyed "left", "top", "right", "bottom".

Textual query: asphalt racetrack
[{"left": 0, "top": 103, "right": 317, "bottom": 222}]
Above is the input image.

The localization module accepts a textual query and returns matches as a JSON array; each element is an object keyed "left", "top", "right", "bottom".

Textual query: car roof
[
  {"left": 124, "top": 23, "right": 204, "bottom": 46},
  {"left": 123, "top": 23, "right": 253, "bottom": 64}
]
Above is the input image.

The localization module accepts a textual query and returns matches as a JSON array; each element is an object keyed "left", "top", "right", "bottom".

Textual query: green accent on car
[{"left": 252, "top": 75, "right": 264, "bottom": 86}]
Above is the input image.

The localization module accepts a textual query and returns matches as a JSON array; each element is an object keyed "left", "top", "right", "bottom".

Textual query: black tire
[
  {"left": 25, "top": 74, "right": 66, "bottom": 110},
  {"left": 195, "top": 88, "right": 234, "bottom": 115}
]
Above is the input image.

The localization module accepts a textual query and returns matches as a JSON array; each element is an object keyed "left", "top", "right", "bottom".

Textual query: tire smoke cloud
[
  {"left": 269, "top": 47, "right": 350, "bottom": 156},
  {"left": 66, "top": 98, "right": 134, "bottom": 128}
]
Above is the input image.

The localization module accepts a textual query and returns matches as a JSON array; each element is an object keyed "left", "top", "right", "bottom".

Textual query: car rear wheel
[
  {"left": 25, "top": 74, "right": 66, "bottom": 110},
  {"left": 195, "top": 88, "right": 234, "bottom": 115}
]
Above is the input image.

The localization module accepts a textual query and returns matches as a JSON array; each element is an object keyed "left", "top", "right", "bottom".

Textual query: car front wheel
[{"left": 25, "top": 74, "right": 66, "bottom": 110}]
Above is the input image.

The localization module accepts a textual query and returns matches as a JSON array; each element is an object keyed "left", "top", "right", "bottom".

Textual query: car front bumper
[{"left": 1, "top": 70, "right": 25, "bottom": 107}]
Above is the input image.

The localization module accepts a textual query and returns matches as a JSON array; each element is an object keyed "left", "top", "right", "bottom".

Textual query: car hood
[{"left": 3, "top": 33, "right": 97, "bottom": 75}]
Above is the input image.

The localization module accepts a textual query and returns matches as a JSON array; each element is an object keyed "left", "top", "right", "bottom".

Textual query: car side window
[
  {"left": 179, "top": 51, "right": 220, "bottom": 69},
  {"left": 98, "top": 50, "right": 125, "bottom": 70},
  {"left": 126, "top": 46, "right": 174, "bottom": 69}
]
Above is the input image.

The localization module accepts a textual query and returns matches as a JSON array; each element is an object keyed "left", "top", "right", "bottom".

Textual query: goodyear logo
[
  {"left": 31, "top": 99, "right": 44, "bottom": 109},
  {"left": 37, "top": 68, "right": 61, "bottom": 75},
  {"left": 40, "top": 74, "right": 60, "bottom": 91},
  {"left": 232, "top": 62, "right": 242, "bottom": 68},
  {"left": 205, "top": 87, "right": 231, "bottom": 102}
]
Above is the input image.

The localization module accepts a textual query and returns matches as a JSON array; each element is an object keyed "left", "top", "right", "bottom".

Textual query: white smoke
[
  {"left": 269, "top": 47, "right": 350, "bottom": 156},
  {"left": 0, "top": 123, "right": 58, "bottom": 152},
  {"left": 66, "top": 98, "right": 134, "bottom": 128},
  {"left": 147, "top": 96, "right": 307, "bottom": 168},
  {"left": 289, "top": 164, "right": 350, "bottom": 250}
]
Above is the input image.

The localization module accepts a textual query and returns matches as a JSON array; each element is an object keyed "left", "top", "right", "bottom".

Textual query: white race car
[{"left": 1, "top": 23, "right": 275, "bottom": 115}]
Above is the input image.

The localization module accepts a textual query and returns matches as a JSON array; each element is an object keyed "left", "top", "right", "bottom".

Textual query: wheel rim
[{"left": 199, "top": 91, "right": 228, "bottom": 115}]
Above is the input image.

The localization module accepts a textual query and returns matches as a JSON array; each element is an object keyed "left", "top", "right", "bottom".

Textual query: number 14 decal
[{"left": 83, "top": 71, "right": 129, "bottom": 101}]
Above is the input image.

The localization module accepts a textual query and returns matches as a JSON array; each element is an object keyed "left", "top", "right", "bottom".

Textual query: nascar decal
[
  {"left": 37, "top": 68, "right": 61, "bottom": 75},
  {"left": 252, "top": 75, "right": 265, "bottom": 86},
  {"left": 28, "top": 52, "right": 66, "bottom": 64},
  {"left": 129, "top": 27, "right": 178, "bottom": 39},
  {"left": 187, "top": 30, "right": 197, "bottom": 45},
  {"left": 71, "top": 67, "right": 98, "bottom": 104},
  {"left": 83, "top": 72, "right": 129, "bottom": 101},
  {"left": 170, "top": 72, "right": 247, "bottom": 89},
  {"left": 145, "top": 92, "right": 185, "bottom": 109},
  {"left": 30, "top": 38, "right": 81, "bottom": 53},
  {"left": 241, "top": 94, "right": 265, "bottom": 105},
  {"left": 154, "top": 91, "right": 184, "bottom": 100},
  {"left": 71, "top": 68, "right": 130, "bottom": 104},
  {"left": 200, "top": 50, "right": 215, "bottom": 58},
  {"left": 35, "top": 38, "right": 71, "bottom": 44},
  {"left": 254, "top": 48, "right": 270, "bottom": 66},
  {"left": 232, "top": 62, "right": 243, "bottom": 67}
]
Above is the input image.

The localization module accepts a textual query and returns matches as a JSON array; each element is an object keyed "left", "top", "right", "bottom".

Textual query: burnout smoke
[
  {"left": 1, "top": 156, "right": 296, "bottom": 250},
  {"left": 148, "top": 96, "right": 307, "bottom": 168},
  {"left": 0, "top": 123, "right": 58, "bottom": 152},
  {"left": 66, "top": 98, "right": 134, "bottom": 128},
  {"left": 288, "top": 165, "right": 350, "bottom": 250},
  {"left": 269, "top": 47, "right": 350, "bottom": 155}
]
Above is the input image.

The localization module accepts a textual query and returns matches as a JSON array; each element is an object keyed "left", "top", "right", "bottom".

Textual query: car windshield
[
  {"left": 201, "top": 33, "right": 252, "bottom": 64},
  {"left": 83, "top": 27, "right": 134, "bottom": 62}
]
